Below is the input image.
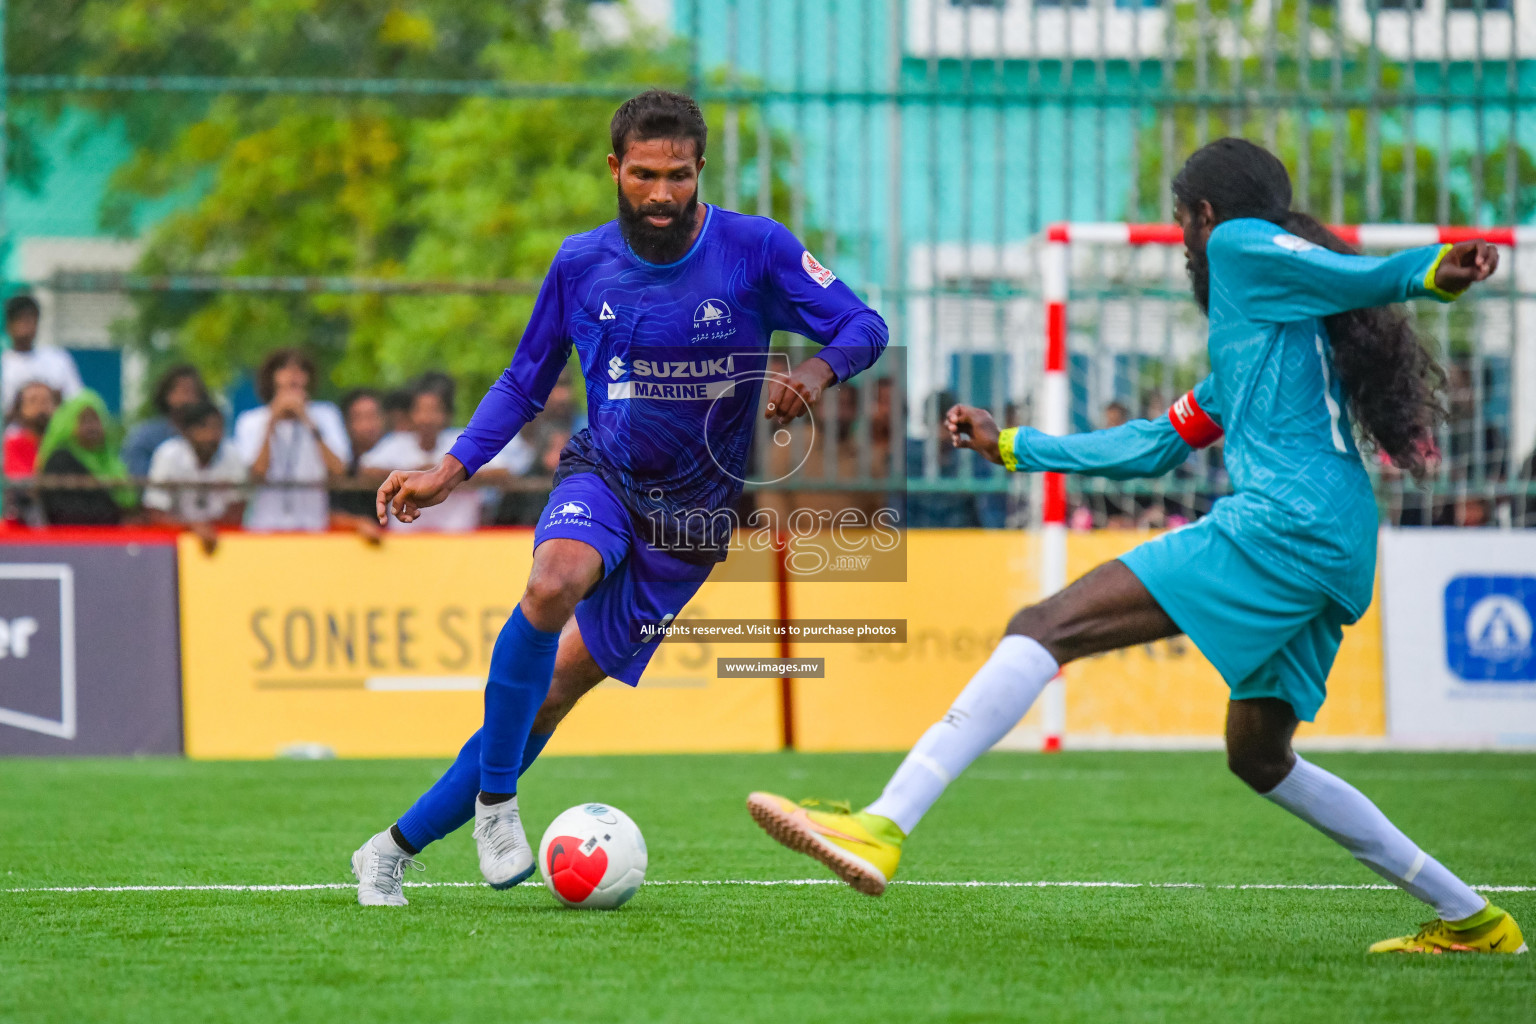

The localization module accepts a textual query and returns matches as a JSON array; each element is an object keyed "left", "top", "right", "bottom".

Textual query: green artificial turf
[{"left": 1, "top": 751, "right": 1532, "bottom": 1022}]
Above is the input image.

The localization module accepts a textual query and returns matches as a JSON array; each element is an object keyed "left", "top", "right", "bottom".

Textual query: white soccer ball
[{"left": 537, "top": 803, "right": 647, "bottom": 909}]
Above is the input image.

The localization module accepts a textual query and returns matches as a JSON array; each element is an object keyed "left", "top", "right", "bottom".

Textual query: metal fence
[{"left": 3, "top": 0, "right": 1532, "bottom": 527}]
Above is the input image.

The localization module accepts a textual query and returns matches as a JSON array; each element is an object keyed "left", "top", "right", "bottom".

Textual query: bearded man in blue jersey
[
  {"left": 350, "top": 90, "right": 888, "bottom": 905},
  {"left": 749, "top": 138, "right": 1526, "bottom": 956}
]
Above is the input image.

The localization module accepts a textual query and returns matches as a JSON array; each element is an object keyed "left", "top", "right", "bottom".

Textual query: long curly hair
[{"left": 1172, "top": 138, "right": 1446, "bottom": 481}]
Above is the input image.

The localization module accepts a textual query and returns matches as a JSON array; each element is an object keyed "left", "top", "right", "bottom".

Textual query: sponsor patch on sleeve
[
  {"left": 1271, "top": 233, "right": 1318, "bottom": 253},
  {"left": 1167, "top": 390, "right": 1223, "bottom": 449},
  {"left": 801, "top": 250, "right": 836, "bottom": 288}
]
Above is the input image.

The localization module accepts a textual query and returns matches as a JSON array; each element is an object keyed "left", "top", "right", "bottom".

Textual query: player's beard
[
  {"left": 618, "top": 187, "right": 700, "bottom": 264},
  {"left": 1185, "top": 243, "right": 1211, "bottom": 315}
]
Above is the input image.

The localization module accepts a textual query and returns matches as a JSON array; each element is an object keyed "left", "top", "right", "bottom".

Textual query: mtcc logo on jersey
[
  {"left": 1444, "top": 575, "right": 1536, "bottom": 682},
  {"left": 693, "top": 299, "right": 732, "bottom": 328}
]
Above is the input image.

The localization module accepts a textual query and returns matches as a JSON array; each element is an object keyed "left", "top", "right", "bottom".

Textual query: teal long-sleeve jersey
[{"left": 997, "top": 217, "right": 1459, "bottom": 620}]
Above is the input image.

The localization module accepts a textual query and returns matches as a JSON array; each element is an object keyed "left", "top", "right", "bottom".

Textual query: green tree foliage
[
  {"left": 13, "top": 1, "right": 799, "bottom": 413},
  {"left": 22, "top": 1, "right": 694, "bottom": 407}
]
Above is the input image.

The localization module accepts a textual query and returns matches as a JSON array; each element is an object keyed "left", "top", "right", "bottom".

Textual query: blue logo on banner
[{"left": 1444, "top": 575, "right": 1536, "bottom": 683}]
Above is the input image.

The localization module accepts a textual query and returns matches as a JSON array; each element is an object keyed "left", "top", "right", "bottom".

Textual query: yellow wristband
[
  {"left": 997, "top": 427, "right": 1021, "bottom": 472},
  {"left": 1423, "top": 244, "right": 1461, "bottom": 302}
]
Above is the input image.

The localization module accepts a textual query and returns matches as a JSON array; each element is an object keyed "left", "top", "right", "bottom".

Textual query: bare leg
[
  {"left": 1005, "top": 558, "right": 1180, "bottom": 665},
  {"left": 520, "top": 537, "right": 604, "bottom": 631},
  {"left": 1224, "top": 697, "right": 1299, "bottom": 793}
]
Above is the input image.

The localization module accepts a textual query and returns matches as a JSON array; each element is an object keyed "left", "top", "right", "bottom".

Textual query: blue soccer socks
[{"left": 479, "top": 606, "right": 561, "bottom": 796}]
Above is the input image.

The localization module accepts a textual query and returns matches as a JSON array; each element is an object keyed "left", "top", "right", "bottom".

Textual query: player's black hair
[
  {"left": 152, "top": 363, "right": 208, "bottom": 415},
  {"left": 5, "top": 294, "right": 40, "bottom": 324},
  {"left": 609, "top": 90, "right": 707, "bottom": 162},
  {"left": 1172, "top": 138, "right": 1447, "bottom": 482},
  {"left": 255, "top": 347, "right": 316, "bottom": 404},
  {"left": 173, "top": 399, "right": 223, "bottom": 432}
]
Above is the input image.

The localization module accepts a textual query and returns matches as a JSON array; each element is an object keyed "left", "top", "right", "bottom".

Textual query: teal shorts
[{"left": 1118, "top": 519, "right": 1352, "bottom": 722}]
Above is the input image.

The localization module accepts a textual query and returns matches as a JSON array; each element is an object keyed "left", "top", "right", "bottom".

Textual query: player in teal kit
[{"left": 748, "top": 139, "right": 1526, "bottom": 955}]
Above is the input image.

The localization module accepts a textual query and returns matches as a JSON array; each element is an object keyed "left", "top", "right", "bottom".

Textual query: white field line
[{"left": 2, "top": 880, "right": 1533, "bottom": 895}]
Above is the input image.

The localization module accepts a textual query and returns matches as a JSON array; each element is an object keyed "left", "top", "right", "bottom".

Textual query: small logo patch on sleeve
[
  {"left": 801, "top": 250, "right": 836, "bottom": 288},
  {"left": 1272, "top": 233, "right": 1318, "bottom": 253},
  {"left": 1168, "top": 390, "right": 1223, "bottom": 449}
]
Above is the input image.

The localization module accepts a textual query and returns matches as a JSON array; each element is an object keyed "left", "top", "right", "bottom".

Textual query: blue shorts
[
  {"left": 1118, "top": 519, "right": 1352, "bottom": 722},
  {"left": 533, "top": 473, "right": 713, "bottom": 686}
]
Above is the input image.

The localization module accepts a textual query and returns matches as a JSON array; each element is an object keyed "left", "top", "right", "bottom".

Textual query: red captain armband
[{"left": 1167, "top": 390, "right": 1223, "bottom": 449}]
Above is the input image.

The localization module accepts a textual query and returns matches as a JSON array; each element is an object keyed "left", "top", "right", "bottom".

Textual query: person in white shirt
[
  {"left": 143, "top": 400, "right": 246, "bottom": 552},
  {"left": 361, "top": 378, "right": 532, "bottom": 532},
  {"left": 233, "top": 348, "right": 351, "bottom": 532},
  {"left": 1, "top": 296, "right": 83, "bottom": 413}
]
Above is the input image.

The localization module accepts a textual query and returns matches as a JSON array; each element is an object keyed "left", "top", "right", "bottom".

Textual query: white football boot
[
  {"left": 350, "top": 830, "right": 423, "bottom": 906},
  {"left": 473, "top": 795, "right": 536, "bottom": 889}
]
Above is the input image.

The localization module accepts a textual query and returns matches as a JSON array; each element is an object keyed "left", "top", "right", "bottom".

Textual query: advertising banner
[
  {"left": 1381, "top": 528, "right": 1536, "bottom": 747},
  {"left": 789, "top": 529, "right": 1384, "bottom": 750},
  {"left": 0, "top": 534, "right": 182, "bottom": 755},
  {"left": 178, "top": 533, "right": 782, "bottom": 758}
]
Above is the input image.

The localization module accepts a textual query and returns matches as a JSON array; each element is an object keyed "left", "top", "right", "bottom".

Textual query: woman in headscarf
[{"left": 36, "top": 389, "right": 137, "bottom": 525}]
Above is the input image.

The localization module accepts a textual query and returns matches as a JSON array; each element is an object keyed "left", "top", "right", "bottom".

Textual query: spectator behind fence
[
  {"left": 362, "top": 378, "right": 532, "bottom": 531},
  {"left": 1, "top": 295, "right": 82, "bottom": 414},
  {"left": 36, "top": 389, "right": 136, "bottom": 526},
  {"left": 143, "top": 401, "right": 246, "bottom": 552},
  {"left": 904, "top": 391, "right": 1006, "bottom": 529},
  {"left": 122, "top": 364, "right": 210, "bottom": 478},
  {"left": 383, "top": 387, "right": 414, "bottom": 436},
  {"left": 3, "top": 380, "right": 59, "bottom": 523},
  {"left": 414, "top": 370, "right": 457, "bottom": 409},
  {"left": 331, "top": 387, "right": 387, "bottom": 519},
  {"left": 234, "top": 348, "right": 349, "bottom": 532},
  {"left": 1093, "top": 400, "right": 1136, "bottom": 529},
  {"left": 493, "top": 370, "right": 576, "bottom": 524},
  {"left": 758, "top": 379, "right": 896, "bottom": 522}
]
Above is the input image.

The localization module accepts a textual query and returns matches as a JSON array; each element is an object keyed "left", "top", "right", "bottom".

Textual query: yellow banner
[
  {"left": 788, "top": 530, "right": 1040, "bottom": 750},
  {"left": 1063, "top": 531, "right": 1383, "bottom": 741},
  {"left": 178, "top": 533, "right": 782, "bottom": 758},
  {"left": 179, "top": 529, "right": 1384, "bottom": 757},
  {"left": 788, "top": 529, "right": 1383, "bottom": 750}
]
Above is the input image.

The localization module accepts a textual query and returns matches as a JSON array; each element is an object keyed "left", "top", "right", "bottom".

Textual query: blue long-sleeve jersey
[
  {"left": 449, "top": 205, "right": 888, "bottom": 557},
  {"left": 998, "top": 218, "right": 1458, "bottom": 618}
]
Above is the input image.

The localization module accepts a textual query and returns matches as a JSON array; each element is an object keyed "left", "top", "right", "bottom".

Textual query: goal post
[{"left": 1034, "top": 221, "right": 1529, "bottom": 752}]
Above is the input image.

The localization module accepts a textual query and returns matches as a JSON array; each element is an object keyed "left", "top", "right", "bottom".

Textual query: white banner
[{"left": 1380, "top": 528, "right": 1536, "bottom": 747}]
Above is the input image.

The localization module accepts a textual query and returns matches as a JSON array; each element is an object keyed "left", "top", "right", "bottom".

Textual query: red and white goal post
[{"left": 1034, "top": 221, "right": 1528, "bottom": 751}]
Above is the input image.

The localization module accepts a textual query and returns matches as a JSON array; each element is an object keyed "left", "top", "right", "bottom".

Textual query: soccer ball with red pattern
[{"left": 538, "top": 803, "right": 647, "bottom": 909}]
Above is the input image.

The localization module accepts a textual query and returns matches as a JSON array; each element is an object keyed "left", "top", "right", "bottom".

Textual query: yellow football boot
[
  {"left": 1369, "top": 904, "right": 1527, "bottom": 955},
  {"left": 746, "top": 793, "right": 904, "bottom": 896}
]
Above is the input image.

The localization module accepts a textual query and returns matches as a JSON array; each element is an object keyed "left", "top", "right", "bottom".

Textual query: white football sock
[
  {"left": 865, "top": 635, "right": 1058, "bottom": 834},
  {"left": 1263, "top": 755, "right": 1486, "bottom": 921}
]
